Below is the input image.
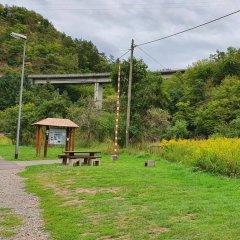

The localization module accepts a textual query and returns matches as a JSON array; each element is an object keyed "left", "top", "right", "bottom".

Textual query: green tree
[
  {"left": 67, "top": 99, "right": 101, "bottom": 145},
  {"left": 75, "top": 39, "right": 110, "bottom": 73},
  {"left": 0, "top": 103, "right": 37, "bottom": 144},
  {"left": 163, "top": 72, "right": 184, "bottom": 114},
  {"left": 112, "top": 58, "right": 165, "bottom": 142},
  {"left": 143, "top": 108, "right": 170, "bottom": 141},
  {"left": 166, "top": 120, "right": 189, "bottom": 139},
  {"left": 0, "top": 71, "right": 31, "bottom": 110},
  {"left": 195, "top": 76, "right": 240, "bottom": 136}
]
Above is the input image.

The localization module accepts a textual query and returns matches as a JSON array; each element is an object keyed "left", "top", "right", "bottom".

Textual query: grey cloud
[{"left": 1, "top": 0, "right": 240, "bottom": 70}]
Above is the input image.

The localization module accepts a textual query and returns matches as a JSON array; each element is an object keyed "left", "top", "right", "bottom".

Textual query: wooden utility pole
[{"left": 126, "top": 39, "right": 134, "bottom": 148}]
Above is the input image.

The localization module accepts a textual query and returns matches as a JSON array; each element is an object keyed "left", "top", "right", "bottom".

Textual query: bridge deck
[{"left": 29, "top": 72, "right": 111, "bottom": 84}]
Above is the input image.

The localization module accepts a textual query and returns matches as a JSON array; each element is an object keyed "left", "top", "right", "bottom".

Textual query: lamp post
[{"left": 10, "top": 32, "right": 27, "bottom": 159}]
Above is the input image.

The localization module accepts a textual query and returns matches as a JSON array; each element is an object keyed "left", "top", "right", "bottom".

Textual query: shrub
[
  {"left": 165, "top": 120, "right": 190, "bottom": 139},
  {"left": 159, "top": 138, "right": 240, "bottom": 177}
]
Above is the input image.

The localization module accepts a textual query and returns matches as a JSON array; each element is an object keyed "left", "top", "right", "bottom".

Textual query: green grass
[
  {"left": 21, "top": 154, "right": 240, "bottom": 240},
  {"left": 0, "top": 144, "right": 64, "bottom": 161},
  {"left": 0, "top": 144, "right": 107, "bottom": 161},
  {"left": 0, "top": 208, "right": 22, "bottom": 238}
]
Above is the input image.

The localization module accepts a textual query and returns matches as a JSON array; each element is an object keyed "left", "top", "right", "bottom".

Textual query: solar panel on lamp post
[{"left": 10, "top": 32, "right": 27, "bottom": 159}]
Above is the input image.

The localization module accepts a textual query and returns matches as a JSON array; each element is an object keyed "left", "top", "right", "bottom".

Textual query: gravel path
[{"left": 0, "top": 158, "right": 58, "bottom": 240}]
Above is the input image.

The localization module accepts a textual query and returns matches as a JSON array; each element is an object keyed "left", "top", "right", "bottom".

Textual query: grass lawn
[
  {"left": 0, "top": 208, "right": 22, "bottom": 238},
  {"left": 0, "top": 144, "right": 65, "bottom": 161},
  {"left": 21, "top": 154, "right": 240, "bottom": 240}
]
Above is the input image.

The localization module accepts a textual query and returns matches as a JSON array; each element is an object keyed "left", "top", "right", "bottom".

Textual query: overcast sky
[{"left": 2, "top": 0, "right": 240, "bottom": 70}]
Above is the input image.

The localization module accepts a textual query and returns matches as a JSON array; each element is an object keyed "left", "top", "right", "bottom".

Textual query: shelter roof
[{"left": 33, "top": 118, "right": 79, "bottom": 128}]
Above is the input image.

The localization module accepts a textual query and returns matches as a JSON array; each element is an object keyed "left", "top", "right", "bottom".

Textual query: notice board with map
[{"left": 49, "top": 128, "right": 66, "bottom": 145}]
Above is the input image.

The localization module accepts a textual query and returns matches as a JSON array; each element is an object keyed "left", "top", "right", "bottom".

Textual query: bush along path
[{"left": 0, "top": 157, "right": 49, "bottom": 240}]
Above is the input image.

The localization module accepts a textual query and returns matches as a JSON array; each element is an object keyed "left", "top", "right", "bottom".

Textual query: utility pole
[{"left": 126, "top": 39, "right": 134, "bottom": 148}]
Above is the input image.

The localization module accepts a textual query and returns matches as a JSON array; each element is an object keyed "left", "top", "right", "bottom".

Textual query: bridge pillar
[{"left": 94, "top": 83, "right": 103, "bottom": 109}]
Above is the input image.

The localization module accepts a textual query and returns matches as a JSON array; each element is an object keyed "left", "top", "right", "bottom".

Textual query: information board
[{"left": 49, "top": 128, "right": 66, "bottom": 145}]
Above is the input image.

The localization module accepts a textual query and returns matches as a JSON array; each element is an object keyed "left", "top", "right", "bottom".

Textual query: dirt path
[{"left": 0, "top": 158, "right": 60, "bottom": 240}]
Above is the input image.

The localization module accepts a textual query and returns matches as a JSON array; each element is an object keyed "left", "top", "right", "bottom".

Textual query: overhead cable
[
  {"left": 137, "top": 46, "right": 167, "bottom": 69},
  {"left": 118, "top": 49, "right": 131, "bottom": 60},
  {"left": 136, "top": 9, "right": 240, "bottom": 47}
]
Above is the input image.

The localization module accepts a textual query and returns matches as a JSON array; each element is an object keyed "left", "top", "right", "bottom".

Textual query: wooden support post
[
  {"left": 44, "top": 126, "right": 49, "bottom": 158},
  {"left": 69, "top": 128, "right": 72, "bottom": 151},
  {"left": 65, "top": 127, "right": 70, "bottom": 152},
  {"left": 36, "top": 125, "right": 42, "bottom": 157},
  {"left": 71, "top": 128, "right": 75, "bottom": 151},
  {"left": 36, "top": 126, "right": 40, "bottom": 157}
]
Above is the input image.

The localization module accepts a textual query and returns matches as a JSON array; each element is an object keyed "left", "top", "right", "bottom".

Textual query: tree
[
  {"left": 67, "top": 98, "right": 102, "bottom": 145},
  {"left": 166, "top": 120, "right": 189, "bottom": 139},
  {"left": 112, "top": 58, "right": 166, "bottom": 142},
  {"left": 0, "top": 71, "right": 31, "bottom": 110},
  {"left": 143, "top": 108, "right": 170, "bottom": 141},
  {"left": 163, "top": 72, "right": 184, "bottom": 114},
  {"left": 194, "top": 76, "right": 240, "bottom": 136},
  {"left": 0, "top": 103, "right": 38, "bottom": 144},
  {"left": 75, "top": 39, "right": 110, "bottom": 73}
]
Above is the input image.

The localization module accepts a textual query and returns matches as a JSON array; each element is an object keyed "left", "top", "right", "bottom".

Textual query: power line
[
  {"left": 136, "top": 9, "right": 240, "bottom": 47},
  {"left": 137, "top": 46, "right": 167, "bottom": 69},
  {"left": 118, "top": 49, "right": 131, "bottom": 60}
]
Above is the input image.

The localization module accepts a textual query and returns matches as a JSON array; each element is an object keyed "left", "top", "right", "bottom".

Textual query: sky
[{"left": 1, "top": 0, "right": 240, "bottom": 70}]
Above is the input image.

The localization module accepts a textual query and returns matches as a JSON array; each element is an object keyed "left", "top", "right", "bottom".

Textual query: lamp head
[{"left": 10, "top": 32, "right": 27, "bottom": 40}]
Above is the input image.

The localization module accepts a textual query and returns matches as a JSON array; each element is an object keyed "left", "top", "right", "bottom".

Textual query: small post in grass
[{"left": 145, "top": 160, "right": 156, "bottom": 167}]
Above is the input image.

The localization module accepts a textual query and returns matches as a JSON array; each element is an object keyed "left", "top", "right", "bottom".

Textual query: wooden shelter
[{"left": 33, "top": 118, "right": 79, "bottom": 157}]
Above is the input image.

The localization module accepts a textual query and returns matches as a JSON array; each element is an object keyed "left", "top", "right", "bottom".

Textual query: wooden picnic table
[
  {"left": 60, "top": 150, "right": 101, "bottom": 166},
  {"left": 63, "top": 150, "right": 101, "bottom": 156}
]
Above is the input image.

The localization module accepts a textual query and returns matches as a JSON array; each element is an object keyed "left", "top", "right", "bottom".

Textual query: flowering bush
[{"left": 159, "top": 138, "right": 240, "bottom": 177}]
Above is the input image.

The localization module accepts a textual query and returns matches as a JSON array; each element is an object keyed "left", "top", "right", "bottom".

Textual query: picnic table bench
[{"left": 58, "top": 151, "right": 101, "bottom": 166}]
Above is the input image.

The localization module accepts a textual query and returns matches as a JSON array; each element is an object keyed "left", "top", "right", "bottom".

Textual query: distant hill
[{"left": 0, "top": 4, "right": 111, "bottom": 74}]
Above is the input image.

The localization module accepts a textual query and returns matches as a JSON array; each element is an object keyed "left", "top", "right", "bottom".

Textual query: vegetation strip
[
  {"left": 0, "top": 208, "right": 22, "bottom": 238},
  {"left": 154, "top": 138, "right": 240, "bottom": 177}
]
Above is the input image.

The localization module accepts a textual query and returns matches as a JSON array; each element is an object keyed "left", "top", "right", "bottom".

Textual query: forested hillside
[
  {"left": 1, "top": 5, "right": 240, "bottom": 146},
  {"left": 0, "top": 5, "right": 114, "bottom": 145},
  {"left": 0, "top": 4, "right": 110, "bottom": 74},
  {"left": 162, "top": 48, "right": 240, "bottom": 139}
]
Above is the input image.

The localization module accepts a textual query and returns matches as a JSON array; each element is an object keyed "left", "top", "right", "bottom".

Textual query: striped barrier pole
[{"left": 112, "top": 59, "right": 121, "bottom": 160}]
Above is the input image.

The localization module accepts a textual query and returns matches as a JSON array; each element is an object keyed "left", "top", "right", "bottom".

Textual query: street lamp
[{"left": 10, "top": 32, "right": 27, "bottom": 159}]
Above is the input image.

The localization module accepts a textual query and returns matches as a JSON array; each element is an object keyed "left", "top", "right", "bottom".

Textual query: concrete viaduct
[
  {"left": 0, "top": 69, "right": 186, "bottom": 109},
  {"left": 159, "top": 69, "right": 186, "bottom": 78},
  {"left": 28, "top": 73, "right": 111, "bottom": 109}
]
